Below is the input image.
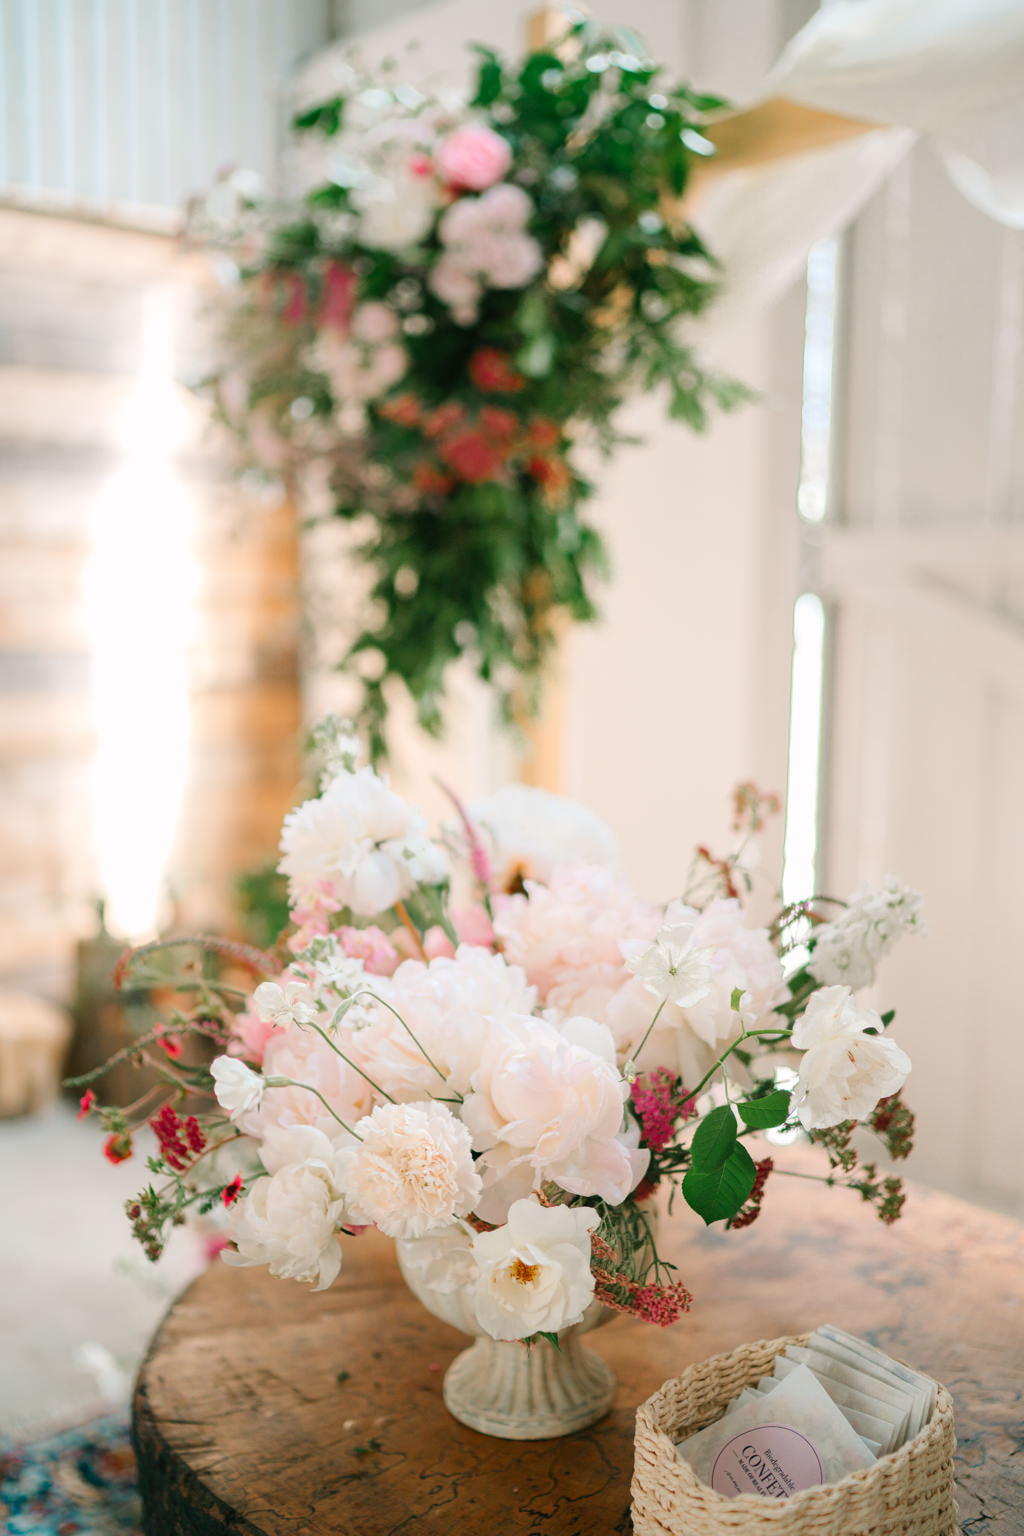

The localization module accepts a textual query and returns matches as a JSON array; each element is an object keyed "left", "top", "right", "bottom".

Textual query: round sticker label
[{"left": 710, "top": 1425, "right": 824, "bottom": 1499}]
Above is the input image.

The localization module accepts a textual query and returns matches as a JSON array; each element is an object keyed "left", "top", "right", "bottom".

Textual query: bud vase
[{"left": 395, "top": 1236, "right": 615, "bottom": 1440}]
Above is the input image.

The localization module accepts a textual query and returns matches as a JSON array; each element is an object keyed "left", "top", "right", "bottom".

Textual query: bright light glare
[
  {"left": 797, "top": 239, "right": 838, "bottom": 524},
  {"left": 85, "top": 287, "right": 196, "bottom": 939},
  {"left": 781, "top": 593, "right": 826, "bottom": 911}
]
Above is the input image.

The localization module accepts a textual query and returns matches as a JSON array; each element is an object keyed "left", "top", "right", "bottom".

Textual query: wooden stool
[
  {"left": 0, "top": 990, "right": 71, "bottom": 1117},
  {"left": 133, "top": 1163, "right": 1024, "bottom": 1535}
]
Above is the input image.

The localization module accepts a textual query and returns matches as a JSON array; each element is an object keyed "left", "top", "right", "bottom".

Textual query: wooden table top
[{"left": 133, "top": 1160, "right": 1024, "bottom": 1535}]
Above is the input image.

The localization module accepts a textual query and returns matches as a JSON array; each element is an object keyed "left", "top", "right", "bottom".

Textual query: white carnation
[
  {"left": 809, "top": 878, "right": 924, "bottom": 990},
  {"left": 339, "top": 1100, "right": 482, "bottom": 1240},
  {"left": 792, "top": 985, "right": 911, "bottom": 1130},
  {"left": 471, "top": 1198, "right": 598, "bottom": 1341},
  {"left": 222, "top": 1125, "right": 350, "bottom": 1291}
]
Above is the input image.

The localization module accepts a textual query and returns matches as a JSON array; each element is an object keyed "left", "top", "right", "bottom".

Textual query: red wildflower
[
  {"left": 103, "top": 1131, "right": 133, "bottom": 1164},
  {"left": 526, "top": 417, "right": 561, "bottom": 450},
  {"left": 468, "top": 347, "right": 526, "bottom": 393},
  {"left": 412, "top": 461, "right": 456, "bottom": 496},
  {"left": 150, "top": 1104, "right": 190, "bottom": 1172},
  {"left": 727, "top": 1156, "right": 774, "bottom": 1231},
  {"left": 156, "top": 1026, "right": 182, "bottom": 1058},
  {"left": 408, "top": 154, "right": 434, "bottom": 178},
  {"left": 222, "top": 1174, "right": 243, "bottom": 1207},
  {"left": 527, "top": 455, "right": 571, "bottom": 500},
  {"left": 632, "top": 1069, "right": 696, "bottom": 1153},
  {"left": 478, "top": 405, "right": 519, "bottom": 444},
  {"left": 318, "top": 260, "right": 357, "bottom": 330},
  {"left": 424, "top": 402, "right": 467, "bottom": 439},
  {"left": 78, "top": 1089, "right": 96, "bottom": 1120},
  {"left": 378, "top": 392, "right": 422, "bottom": 427},
  {"left": 438, "top": 429, "right": 506, "bottom": 484},
  {"left": 184, "top": 1116, "right": 206, "bottom": 1155}
]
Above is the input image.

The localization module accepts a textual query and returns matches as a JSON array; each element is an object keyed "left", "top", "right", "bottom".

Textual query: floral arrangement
[
  {"left": 194, "top": 25, "right": 747, "bottom": 753},
  {"left": 75, "top": 720, "right": 925, "bottom": 1346}
]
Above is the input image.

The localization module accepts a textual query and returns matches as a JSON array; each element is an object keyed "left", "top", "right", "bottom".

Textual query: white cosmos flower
[
  {"left": 252, "top": 979, "right": 319, "bottom": 1029},
  {"left": 471, "top": 1198, "right": 599, "bottom": 1341},
  {"left": 211, "top": 1056, "right": 265, "bottom": 1121},
  {"left": 627, "top": 921, "right": 713, "bottom": 1009},
  {"left": 222, "top": 1125, "right": 351, "bottom": 1291},
  {"left": 338, "top": 1100, "right": 482, "bottom": 1240},
  {"left": 792, "top": 985, "right": 912, "bottom": 1130}
]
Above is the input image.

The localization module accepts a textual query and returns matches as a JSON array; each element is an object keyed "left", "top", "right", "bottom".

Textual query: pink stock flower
[
  {"left": 435, "top": 125, "right": 512, "bottom": 191},
  {"left": 336, "top": 924, "right": 400, "bottom": 976}
]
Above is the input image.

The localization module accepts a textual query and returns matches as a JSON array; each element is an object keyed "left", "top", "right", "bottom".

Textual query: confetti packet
[
  {"left": 676, "top": 1364, "right": 876, "bottom": 1497},
  {"left": 772, "top": 1354, "right": 897, "bottom": 1451},
  {"left": 782, "top": 1346, "right": 911, "bottom": 1450},
  {"left": 816, "top": 1324, "right": 937, "bottom": 1436}
]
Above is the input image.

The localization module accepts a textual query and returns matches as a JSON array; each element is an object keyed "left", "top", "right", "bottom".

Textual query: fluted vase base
[{"left": 442, "top": 1332, "right": 616, "bottom": 1440}]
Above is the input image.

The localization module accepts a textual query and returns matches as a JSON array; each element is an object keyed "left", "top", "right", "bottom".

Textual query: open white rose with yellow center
[
  {"left": 222, "top": 1125, "right": 351, "bottom": 1292},
  {"left": 792, "top": 985, "right": 911, "bottom": 1130},
  {"left": 461, "top": 1014, "right": 648, "bottom": 1214},
  {"left": 470, "top": 1198, "right": 599, "bottom": 1341},
  {"left": 339, "top": 1100, "right": 483, "bottom": 1240}
]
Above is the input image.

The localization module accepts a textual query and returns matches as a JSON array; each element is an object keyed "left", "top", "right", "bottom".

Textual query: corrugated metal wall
[{"left": 0, "top": 0, "right": 332, "bottom": 213}]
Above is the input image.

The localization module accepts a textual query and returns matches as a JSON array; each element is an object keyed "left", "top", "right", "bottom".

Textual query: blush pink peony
[{"left": 435, "top": 124, "right": 512, "bottom": 190}]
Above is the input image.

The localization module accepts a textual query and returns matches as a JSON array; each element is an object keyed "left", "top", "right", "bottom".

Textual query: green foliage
[
  {"left": 683, "top": 1143, "right": 757, "bottom": 1225},
  {"left": 194, "top": 24, "right": 746, "bottom": 749},
  {"left": 688, "top": 1103, "right": 737, "bottom": 1169},
  {"left": 737, "top": 1089, "right": 792, "bottom": 1129}
]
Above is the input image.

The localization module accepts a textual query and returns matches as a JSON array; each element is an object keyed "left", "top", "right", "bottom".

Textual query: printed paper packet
[{"left": 674, "top": 1325, "right": 939, "bottom": 1500}]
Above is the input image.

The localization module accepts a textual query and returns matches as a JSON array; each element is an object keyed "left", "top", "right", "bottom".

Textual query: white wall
[{"left": 299, "top": 0, "right": 810, "bottom": 901}]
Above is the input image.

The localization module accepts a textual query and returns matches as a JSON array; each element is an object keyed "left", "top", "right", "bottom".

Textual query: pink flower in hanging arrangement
[
  {"left": 318, "top": 261, "right": 357, "bottom": 330},
  {"left": 438, "top": 428, "right": 507, "bottom": 484},
  {"left": 435, "top": 124, "right": 512, "bottom": 191},
  {"left": 377, "top": 392, "right": 422, "bottom": 427},
  {"left": 411, "top": 461, "right": 456, "bottom": 496}
]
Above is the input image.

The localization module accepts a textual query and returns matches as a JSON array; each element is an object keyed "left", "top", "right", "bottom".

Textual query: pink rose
[{"left": 436, "top": 125, "right": 512, "bottom": 191}]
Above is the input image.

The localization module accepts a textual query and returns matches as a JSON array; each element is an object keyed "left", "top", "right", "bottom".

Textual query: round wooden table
[{"left": 133, "top": 1164, "right": 1024, "bottom": 1535}]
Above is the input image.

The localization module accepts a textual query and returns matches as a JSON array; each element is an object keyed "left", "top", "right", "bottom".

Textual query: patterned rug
[{"left": 0, "top": 1416, "right": 140, "bottom": 1535}]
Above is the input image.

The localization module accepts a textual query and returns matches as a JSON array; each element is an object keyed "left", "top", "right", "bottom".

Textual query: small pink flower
[
  {"left": 424, "top": 926, "right": 456, "bottom": 961},
  {"left": 337, "top": 924, "right": 400, "bottom": 976},
  {"left": 78, "top": 1088, "right": 96, "bottom": 1119},
  {"left": 436, "top": 125, "right": 511, "bottom": 191}
]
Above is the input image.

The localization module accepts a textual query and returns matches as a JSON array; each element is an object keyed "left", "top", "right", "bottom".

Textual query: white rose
[
  {"left": 222, "top": 1125, "right": 350, "bottom": 1291},
  {"left": 211, "top": 1055, "right": 265, "bottom": 1121},
  {"left": 471, "top": 1198, "right": 598, "bottom": 1341},
  {"left": 793, "top": 985, "right": 911, "bottom": 1130},
  {"left": 338, "top": 1100, "right": 482, "bottom": 1240},
  {"left": 354, "top": 172, "right": 437, "bottom": 251}
]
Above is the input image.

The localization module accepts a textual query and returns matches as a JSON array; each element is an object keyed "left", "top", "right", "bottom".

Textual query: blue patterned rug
[{"left": 0, "top": 1416, "right": 140, "bottom": 1535}]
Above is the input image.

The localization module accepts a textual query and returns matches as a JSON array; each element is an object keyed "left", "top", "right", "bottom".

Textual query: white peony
[
  {"left": 809, "top": 878, "right": 925, "bottom": 990},
  {"left": 626, "top": 920, "right": 713, "bottom": 1010},
  {"left": 278, "top": 765, "right": 447, "bottom": 916},
  {"left": 395, "top": 1220, "right": 479, "bottom": 1294},
  {"left": 211, "top": 1056, "right": 265, "bottom": 1121},
  {"left": 470, "top": 1198, "right": 599, "bottom": 1341},
  {"left": 468, "top": 784, "right": 618, "bottom": 888},
  {"left": 339, "top": 1100, "right": 482, "bottom": 1239},
  {"left": 792, "top": 985, "right": 912, "bottom": 1130},
  {"left": 461, "top": 1012, "right": 647, "bottom": 1211},
  {"left": 222, "top": 1125, "right": 350, "bottom": 1291},
  {"left": 494, "top": 865, "right": 659, "bottom": 1019},
  {"left": 248, "top": 1022, "right": 376, "bottom": 1141},
  {"left": 358, "top": 945, "right": 535, "bottom": 1101}
]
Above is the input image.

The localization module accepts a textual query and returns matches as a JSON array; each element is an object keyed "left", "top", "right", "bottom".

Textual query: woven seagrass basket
[{"left": 631, "top": 1333, "right": 958, "bottom": 1536}]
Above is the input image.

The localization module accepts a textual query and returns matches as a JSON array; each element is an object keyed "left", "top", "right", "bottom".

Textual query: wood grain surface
[{"left": 134, "top": 1159, "right": 1024, "bottom": 1535}]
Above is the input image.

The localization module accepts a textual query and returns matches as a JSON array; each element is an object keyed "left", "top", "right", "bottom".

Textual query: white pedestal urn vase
[{"left": 395, "top": 1235, "right": 616, "bottom": 1440}]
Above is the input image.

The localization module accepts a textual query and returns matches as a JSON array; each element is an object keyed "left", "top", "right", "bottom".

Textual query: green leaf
[
  {"left": 683, "top": 1144, "right": 757, "bottom": 1225},
  {"left": 536, "top": 1330, "right": 562, "bottom": 1350},
  {"left": 730, "top": 986, "right": 745, "bottom": 1012},
  {"left": 688, "top": 1104, "right": 736, "bottom": 1170},
  {"left": 880, "top": 1009, "right": 895, "bottom": 1027},
  {"left": 737, "top": 1090, "right": 792, "bottom": 1130}
]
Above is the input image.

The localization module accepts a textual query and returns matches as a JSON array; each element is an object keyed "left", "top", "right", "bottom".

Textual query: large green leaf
[
  {"left": 688, "top": 1104, "right": 737, "bottom": 1170},
  {"left": 682, "top": 1144, "right": 757, "bottom": 1225},
  {"left": 737, "top": 1090, "right": 792, "bottom": 1130}
]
